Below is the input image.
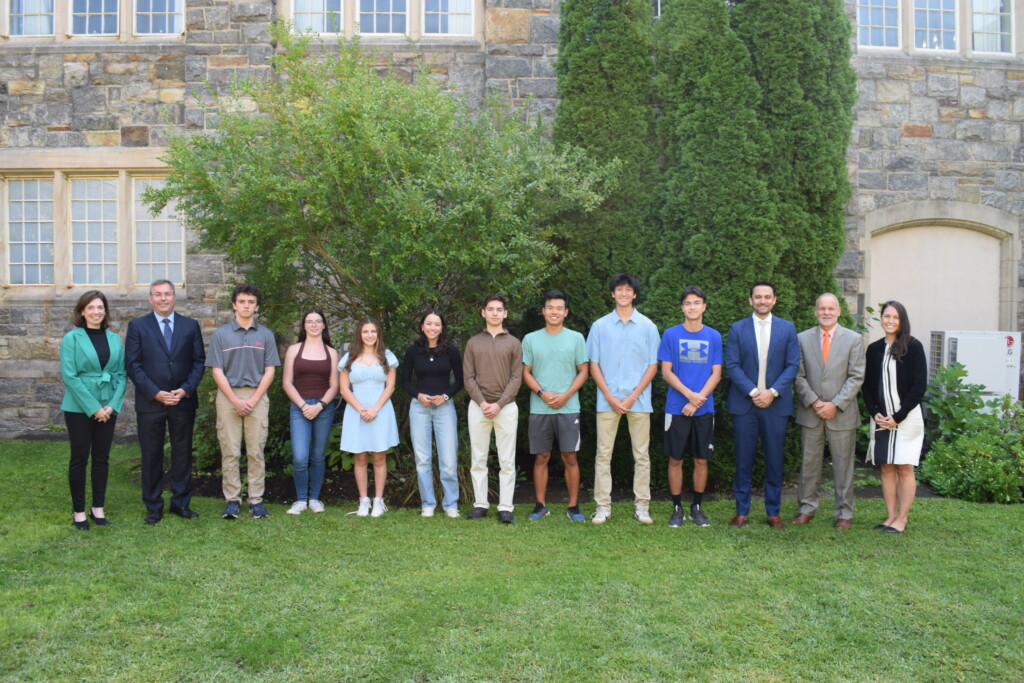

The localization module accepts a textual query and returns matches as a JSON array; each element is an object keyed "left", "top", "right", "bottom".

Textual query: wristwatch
[
  {"left": 536, "top": 387, "right": 545, "bottom": 397},
  {"left": 442, "top": 394, "right": 450, "bottom": 402},
  {"left": 318, "top": 400, "right": 329, "bottom": 409},
  {"left": 770, "top": 389, "right": 779, "bottom": 398}
]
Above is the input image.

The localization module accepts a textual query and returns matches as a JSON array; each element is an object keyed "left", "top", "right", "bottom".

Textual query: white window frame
[
  {"left": 282, "top": 0, "right": 483, "bottom": 41},
  {"left": 856, "top": 0, "right": 1021, "bottom": 57},
  {"left": 422, "top": 0, "right": 472, "bottom": 37},
  {"left": 913, "top": 0, "right": 959, "bottom": 52},
  {"left": 1, "top": 169, "right": 185, "bottom": 291},
  {"left": 132, "top": 0, "right": 184, "bottom": 36},
  {"left": 858, "top": 0, "right": 903, "bottom": 50},
  {"left": 0, "top": 0, "right": 185, "bottom": 42},
  {"left": 4, "top": 178, "right": 56, "bottom": 286},
  {"left": 971, "top": 0, "right": 1015, "bottom": 53}
]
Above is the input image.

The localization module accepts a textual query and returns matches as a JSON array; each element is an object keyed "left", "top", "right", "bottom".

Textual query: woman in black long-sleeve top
[
  {"left": 862, "top": 300, "right": 927, "bottom": 533},
  {"left": 402, "top": 310, "right": 464, "bottom": 518}
]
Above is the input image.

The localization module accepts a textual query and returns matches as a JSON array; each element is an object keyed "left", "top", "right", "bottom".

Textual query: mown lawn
[{"left": 1, "top": 439, "right": 1022, "bottom": 681}]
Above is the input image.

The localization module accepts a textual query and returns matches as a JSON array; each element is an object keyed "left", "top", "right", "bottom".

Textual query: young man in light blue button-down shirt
[{"left": 586, "top": 273, "right": 661, "bottom": 525}]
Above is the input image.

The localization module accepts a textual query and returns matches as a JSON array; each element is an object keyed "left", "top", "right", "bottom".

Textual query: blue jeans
[
  {"left": 290, "top": 400, "right": 336, "bottom": 501},
  {"left": 409, "top": 399, "right": 459, "bottom": 510}
]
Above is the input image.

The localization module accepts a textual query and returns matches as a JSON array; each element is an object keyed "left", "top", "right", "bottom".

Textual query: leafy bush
[
  {"left": 925, "top": 363, "right": 987, "bottom": 446},
  {"left": 921, "top": 394, "right": 1024, "bottom": 504}
]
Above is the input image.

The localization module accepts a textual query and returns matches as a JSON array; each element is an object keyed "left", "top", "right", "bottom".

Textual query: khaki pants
[
  {"left": 216, "top": 387, "right": 269, "bottom": 504},
  {"left": 467, "top": 401, "right": 518, "bottom": 512},
  {"left": 797, "top": 423, "right": 857, "bottom": 520},
  {"left": 594, "top": 411, "right": 651, "bottom": 508}
]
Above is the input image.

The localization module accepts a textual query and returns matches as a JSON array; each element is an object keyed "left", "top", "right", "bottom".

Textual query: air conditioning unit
[{"left": 929, "top": 331, "right": 1021, "bottom": 399}]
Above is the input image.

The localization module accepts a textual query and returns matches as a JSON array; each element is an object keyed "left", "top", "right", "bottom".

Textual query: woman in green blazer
[{"left": 60, "top": 290, "right": 127, "bottom": 530}]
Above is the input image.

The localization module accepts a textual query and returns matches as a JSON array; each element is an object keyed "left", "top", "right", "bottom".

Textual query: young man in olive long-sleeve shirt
[{"left": 463, "top": 294, "right": 523, "bottom": 523}]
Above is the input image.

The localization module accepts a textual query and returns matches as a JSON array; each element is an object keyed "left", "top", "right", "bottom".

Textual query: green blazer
[{"left": 60, "top": 327, "right": 127, "bottom": 416}]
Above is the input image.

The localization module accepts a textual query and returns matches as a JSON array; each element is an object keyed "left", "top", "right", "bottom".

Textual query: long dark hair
[
  {"left": 296, "top": 309, "right": 333, "bottom": 348},
  {"left": 880, "top": 300, "right": 912, "bottom": 361},
  {"left": 413, "top": 309, "right": 450, "bottom": 354},
  {"left": 71, "top": 290, "right": 110, "bottom": 330},
  {"left": 343, "top": 318, "right": 388, "bottom": 373}
]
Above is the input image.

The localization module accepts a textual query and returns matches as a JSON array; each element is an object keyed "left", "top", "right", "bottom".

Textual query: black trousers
[
  {"left": 137, "top": 407, "right": 196, "bottom": 513},
  {"left": 65, "top": 410, "right": 117, "bottom": 513}
]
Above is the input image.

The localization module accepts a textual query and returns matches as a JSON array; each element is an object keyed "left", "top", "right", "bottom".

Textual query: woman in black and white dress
[{"left": 862, "top": 300, "right": 927, "bottom": 533}]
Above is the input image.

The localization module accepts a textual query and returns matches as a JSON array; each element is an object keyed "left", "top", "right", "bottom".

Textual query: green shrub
[
  {"left": 920, "top": 396, "right": 1024, "bottom": 504},
  {"left": 925, "top": 363, "right": 987, "bottom": 446}
]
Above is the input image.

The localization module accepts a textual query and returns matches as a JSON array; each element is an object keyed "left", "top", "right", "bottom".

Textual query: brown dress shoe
[
  {"left": 791, "top": 513, "right": 815, "bottom": 525},
  {"left": 834, "top": 518, "right": 852, "bottom": 530},
  {"left": 766, "top": 516, "right": 787, "bottom": 529},
  {"left": 729, "top": 515, "right": 749, "bottom": 528}
]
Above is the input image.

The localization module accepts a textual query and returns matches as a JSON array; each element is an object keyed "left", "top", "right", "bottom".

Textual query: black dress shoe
[
  {"left": 88, "top": 511, "right": 110, "bottom": 527},
  {"left": 145, "top": 511, "right": 163, "bottom": 525},
  {"left": 170, "top": 507, "right": 199, "bottom": 519},
  {"left": 73, "top": 517, "right": 90, "bottom": 531}
]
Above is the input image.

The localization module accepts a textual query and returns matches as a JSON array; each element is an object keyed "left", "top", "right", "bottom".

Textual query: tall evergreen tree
[
  {"left": 648, "top": 0, "right": 781, "bottom": 332},
  {"left": 552, "top": 0, "right": 658, "bottom": 326},
  {"left": 731, "top": 0, "right": 857, "bottom": 328}
]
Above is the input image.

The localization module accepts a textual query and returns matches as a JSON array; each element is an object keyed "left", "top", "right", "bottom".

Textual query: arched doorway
[{"left": 862, "top": 201, "right": 1019, "bottom": 342}]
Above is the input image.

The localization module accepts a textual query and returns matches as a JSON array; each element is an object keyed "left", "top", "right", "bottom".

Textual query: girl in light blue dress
[{"left": 338, "top": 317, "right": 399, "bottom": 517}]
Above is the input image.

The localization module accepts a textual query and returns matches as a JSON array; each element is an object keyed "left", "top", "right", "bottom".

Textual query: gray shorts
[{"left": 528, "top": 413, "right": 581, "bottom": 454}]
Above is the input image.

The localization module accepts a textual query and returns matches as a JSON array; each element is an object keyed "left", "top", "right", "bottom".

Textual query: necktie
[
  {"left": 162, "top": 318, "right": 173, "bottom": 351},
  {"left": 822, "top": 330, "right": 831, "bottom": 365},
  {"left": 756, "top": 319, "right": 769, "bottom": 391}
]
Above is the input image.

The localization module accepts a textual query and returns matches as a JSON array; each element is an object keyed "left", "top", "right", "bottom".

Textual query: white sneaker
[
  {"left": 308, "top": 499, "right": 325, "bottom": 513},
  {"left": 371, "top": 497, "right": 388, "bottom": 517},
  {"left": 634, "top": 505, "right": 654, "bottom": 525},
  {"left": 592, "top": 507, "right": 612, "bottom": 525},
  {"left": 286, "top": 500, "right": 308, "bottom": 515},
  {"left": 354, "top": 497, "right": 371, "bottom": 517},
  {"left": 444, "top": 508, "right": 460, "bottom": 518},
  {"left": 421, "top": 507, "right": 435, "bottom": 517}
]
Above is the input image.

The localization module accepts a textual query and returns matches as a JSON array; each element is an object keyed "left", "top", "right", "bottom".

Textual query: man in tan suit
[{"left": 792, "top": 293, "right": 865, "bottom": 529}]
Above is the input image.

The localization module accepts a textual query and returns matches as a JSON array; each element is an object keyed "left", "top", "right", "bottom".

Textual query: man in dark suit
[
  {"left": 792, "top": 293, "right": 865, "bottom": 529},
  {"left": 126, "top": 280, "right": 206, "bottom": 525},
  {"left": 725, "top": 281, "right": 800, "bottom": 529}
]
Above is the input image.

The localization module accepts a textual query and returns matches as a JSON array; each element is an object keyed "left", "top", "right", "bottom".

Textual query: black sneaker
[
  {"left": 690, "top": 505, "right": 710, "bottom": 527},
  {"left": 221, "top": 500, "right": 240, "bottom": 520},
  {"left": 669, "top": 505, "right": 686, "bottom": 528},
  {"left": 466, "top": 507, "right": 488, "bottom": 520},
  {"left": 498, "top": 510, "right": 514, "bottom": 524},
  {"left": 249, "top": 502, "right": 269, "bottom": 519}
]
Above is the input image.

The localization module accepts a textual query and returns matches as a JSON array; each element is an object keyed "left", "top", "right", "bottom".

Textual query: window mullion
[
  {"left": 118, "top": 170, "right": 132, "bottom": 291},
  {"left": 53, "top": 171, "right": 69, "bottom": 289}
]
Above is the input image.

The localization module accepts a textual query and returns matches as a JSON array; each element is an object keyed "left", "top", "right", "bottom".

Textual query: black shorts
[
  {"left": 663, "top": 413, "right": 715, "bottom": 461},
  {"left": 528, "top": 413, "right": 581, "bottom": 454}
]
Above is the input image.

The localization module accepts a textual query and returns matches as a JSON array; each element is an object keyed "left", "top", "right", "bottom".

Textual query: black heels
[
  {"left": 88, "top": 510, "right": 110, "bottom": 527},
  {"left": 73, "top": 516, "right": 90, "bottom": 531}
]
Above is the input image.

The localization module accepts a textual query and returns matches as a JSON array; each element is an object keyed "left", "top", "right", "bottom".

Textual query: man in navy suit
[
  {"left": 126, "top": 280, "right": 206, "bottom": 525},
  {"left": 725, "top": 281, "right": 800, "bottom": 529}
]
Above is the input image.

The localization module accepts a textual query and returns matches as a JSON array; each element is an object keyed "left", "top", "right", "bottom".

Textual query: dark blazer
[
  {"left": 725, "top": 315, "right": 800, "bottom": 417},
  {"left": 125, "top": 312, "right": 206, "bottom": 413},
  {"left": 862, "top": 336, "right": 927, "bottom": 424}
]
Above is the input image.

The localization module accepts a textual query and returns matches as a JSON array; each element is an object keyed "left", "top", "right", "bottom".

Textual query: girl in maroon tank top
[{"left": 282, "top": 309, "right": 340, "bottom": 514}]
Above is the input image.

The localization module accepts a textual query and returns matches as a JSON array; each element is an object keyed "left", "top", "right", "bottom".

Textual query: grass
[{"left": 1, "top": 440, "right": 1022, "bottom": 681}]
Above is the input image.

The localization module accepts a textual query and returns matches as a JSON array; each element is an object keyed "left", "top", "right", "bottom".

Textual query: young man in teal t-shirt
[{"left": 521, "top": 290, "right": 589, "bottom": 521}]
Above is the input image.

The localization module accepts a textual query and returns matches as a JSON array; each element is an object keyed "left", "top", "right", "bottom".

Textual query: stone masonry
[{"left": 0, "top": 0, "right": 1021, "bottom": 434}]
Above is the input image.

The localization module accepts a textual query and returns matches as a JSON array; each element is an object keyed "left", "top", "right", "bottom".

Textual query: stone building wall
[
  {"left": 2, "top": 0, "right": 1022, "bottom": 434},
  {"left": 0, "top": 0, "right": 561, "bottom": 435}
]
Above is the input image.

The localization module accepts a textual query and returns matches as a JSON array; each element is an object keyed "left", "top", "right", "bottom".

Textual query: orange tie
[{"left": 822, "top": 330, "right": 831, "bottom": 365}]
